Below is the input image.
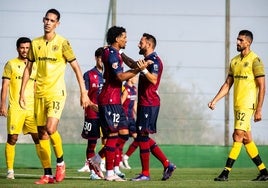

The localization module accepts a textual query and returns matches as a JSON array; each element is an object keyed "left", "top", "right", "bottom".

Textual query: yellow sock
[
  {"left": 229, "top": 142, "right": 242, "bottom": 159},
  {"left": 245, "top": 141, "right": 258, "bottom": 158},
  {"left": 245, "top": 141, "right": 266, "bottom": 171},
  {"left": 50, "top": 131, "right": 63, "bottom": 158},
  {"left": 5, "top": 143, "right": 15, "bottom": 170},
  {"left": 225, "top": 142, "right": 242, "bottom": 171},
  {"left": 39, "top": 139, "right": 51, "bottom": 168}
]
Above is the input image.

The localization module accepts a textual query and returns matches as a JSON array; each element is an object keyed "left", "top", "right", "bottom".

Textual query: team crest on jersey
[
  {"left": 244, "top": 62, "right": 249, "bottom": 67},
  {"left": 112, "top": 62, "right": 119, "bottom": 69},
  {"left": 52, "top": 45, "right": 59, "bottom": 51}
]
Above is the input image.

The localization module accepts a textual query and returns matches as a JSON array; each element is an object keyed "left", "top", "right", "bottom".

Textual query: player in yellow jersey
[
  {"left": 0, "top": 37, "right": 40, "bottom": 180},
  {"left": 208, "top": 30, "right": 268, "bottom": 181},
  {"left": 19, "top": 9, "right": 91, "bottom": 184}
]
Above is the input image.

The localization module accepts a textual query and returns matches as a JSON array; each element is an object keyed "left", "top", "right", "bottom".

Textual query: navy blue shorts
[
  {"left": 127, "top": 117, "right": 136, "bottom": 135},
  {"left": 81, "top": 118, "right": 101, "bottom": 140},
  {"left": 136, "top": 106, "right": 160, "bottom": 134},
  {"left": 99, "top": 104, "right": 128, "bottom": 136}
]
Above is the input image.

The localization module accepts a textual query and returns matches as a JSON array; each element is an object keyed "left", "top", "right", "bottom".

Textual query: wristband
[{"left": 142, "top": 69, "right": 149, "bottom": 74}]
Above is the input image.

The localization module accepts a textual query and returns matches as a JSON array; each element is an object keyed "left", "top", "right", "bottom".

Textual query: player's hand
[
  {"left": 89, "top": 103, "right": 99, "bottom": 112},
  {"left": 208, "top": 101, "right": 216, "bottom": 110},
  {"left": 254, "top": 109, "right": 262, "bottom": 122},
  {"left": 137, "top": 59, "right": 148, "bottom": 70},
  {"left": 0, "top": 104, "right": 7, "bottom": 117},
  {"left": 19, "top": 96, "right": 27, "bottom": 110},
  {"left": 146, "top": 60, "right": 154, "bottom": 65},
  {"left": 80, "top": 91, "right": 90, "bottom": 109}
]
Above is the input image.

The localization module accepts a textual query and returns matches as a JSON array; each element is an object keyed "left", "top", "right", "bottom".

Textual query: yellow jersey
[
  {"left": 228, "top": 51, "right": 265, "bottom": 109},
  {"left": 2, "top": 58, "right": 36, "bottom": 110},
  {"left": 28, "top": 34, "right": 76, "bottom": 97}
]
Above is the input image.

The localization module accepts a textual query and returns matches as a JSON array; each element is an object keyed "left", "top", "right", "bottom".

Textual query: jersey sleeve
[
  {"left": 2, "top": 61, "right": 12, "bottom": 79},
  {"left": 252, "top": 57, "right": 265, "bottom": 77},
  {"left": 109, "top": 52, "right": 123, "bottom": 74},
  {"left": 228, "top": 63, "right": 233, "bottom": 77},
  {"left": 27, "top": 44, "right": 35, "bottom": 62},
  {"left": 62, "top": 40, "right": 76, "bottom": 62}
]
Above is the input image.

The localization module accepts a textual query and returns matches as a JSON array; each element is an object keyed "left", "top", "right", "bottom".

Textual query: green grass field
[
  {"left": 0, "top": 168, "right": 268, "bottom": 188},
  {"left": 1, "top": 144, "right": 268, "bottom": 187}
]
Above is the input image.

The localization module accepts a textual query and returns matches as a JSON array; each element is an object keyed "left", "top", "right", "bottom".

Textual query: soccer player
[
  {"left": 120, "top": 76, "right": 138, "bottom": 169},
  {"left": 0, "top": 37, "right": 41, "bottom": 180},
  {"left": 19, "top": 9, "right": 91, "bottom": 184},
  {"left": 89, "top": 26, "right": 149, "bottom": 181},
  {"left": 208, "top": 30, "right": 268, "bottom": 181},
  {"left": 121, "top": 33, "right": 176, "bottom": 181},
  {"left": 77, "top": 47, "right": 105, "bottom": 180}
]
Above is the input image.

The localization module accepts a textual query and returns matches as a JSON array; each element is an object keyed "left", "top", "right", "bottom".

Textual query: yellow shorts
[
  {"left": 7, "top": 108, "right": 37, "bottom": 135},
  {"left": 234, "top": 108, "right": 254, "bottom": 132},
  {"left": 34, "top": 95, "right": 66, "bottom": 126}
]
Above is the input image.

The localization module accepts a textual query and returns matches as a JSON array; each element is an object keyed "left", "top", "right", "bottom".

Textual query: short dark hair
[
  {"left": 239, "top": 30, "right": 253, "bottom": 42},
  {"left": 95, "top": 47, "right": 104, "bottom": 57},
  {"left": 106, "top": 26, "right": 126, "bottom": 45},
  {"left": 45, "top": 8, "right": 61, "bottom": 21},
  {"left": 143, "top": 33, "right": 157, "bottom": 48},
  {"left": 16, "top": 37, "right": 31, "bottom": 48}
]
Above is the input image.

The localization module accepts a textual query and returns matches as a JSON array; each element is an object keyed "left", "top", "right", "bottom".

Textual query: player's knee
[{"left": 7, "top": 134, "right": 18, "bottom": 145}]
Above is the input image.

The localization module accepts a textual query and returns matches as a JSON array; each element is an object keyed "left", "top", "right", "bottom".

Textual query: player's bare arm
[
  {"left": 69, "top": 60, "right": 92, "bottom": 109},
  {"left": 254, "top": 76, "right": 265, "bottom": 122},
  {"left": 208, "top": 76, "right": 233, "bottom": 110},
  {"left": 19, "top": 60, "right": 33, "bottom": 109},
  {"left": 0, "top": 79, "right": 9, "bottom": 116},
  {"left": 121, "top": 53, "right": 138, "bottom": 69}
]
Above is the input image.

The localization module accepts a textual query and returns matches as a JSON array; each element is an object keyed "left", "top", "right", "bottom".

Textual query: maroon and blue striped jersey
[
  {"left": 83, "top": 66, "right": 104, "bottom": 118},
  {"left": 138, "top": 52, "right": 163, "bottom": 106},
  {"left": 98, "top": 46, "right": 124, "bottom": 105}
]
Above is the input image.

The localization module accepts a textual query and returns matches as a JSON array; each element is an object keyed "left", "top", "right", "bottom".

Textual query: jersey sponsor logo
[
  {"left": 38, "top": 57, "right": 57, "bottom": 62},
  {"left": 234, "top": 75, "right": 248, "bottom": 79},
  {"left": 15, "top": 76, "right": 23, "bottom": 79},
  {"left": 145, "top": 113, "right": 148, "bottom": 118}
]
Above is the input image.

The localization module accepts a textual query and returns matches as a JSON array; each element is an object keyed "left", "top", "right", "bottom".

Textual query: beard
[
  {"left": 139, "top": 48, "right": 146, "bottom": 55},
  {"left": 236, "top": 45, "right": 244, "bottom": 52}
]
